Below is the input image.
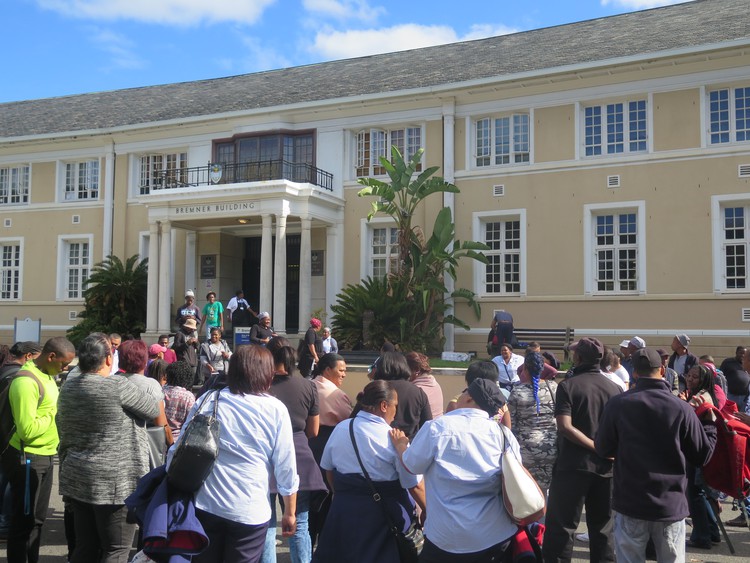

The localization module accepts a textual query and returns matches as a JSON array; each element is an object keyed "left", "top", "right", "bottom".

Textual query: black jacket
[{"left": 595, "top": 377, "right": 717, "bottom": 521}]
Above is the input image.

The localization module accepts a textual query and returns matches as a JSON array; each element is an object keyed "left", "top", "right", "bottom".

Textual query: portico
[{"left": 142, "top": 181, "right": 344, "bottom": 340}]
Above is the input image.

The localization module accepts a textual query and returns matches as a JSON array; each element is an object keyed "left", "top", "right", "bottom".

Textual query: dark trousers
[
  {"left": 543, "top": 470, "right": 615, "bottom": 563},
  {"left": 420, "top": 536, "right": 511, "bottom": 563},
  {"left": 0, "top": 447, "right": 54, "bottom": 563},
  {"left": 69, "top": 500, "right": 136, "bottom": 563},
  {"left": 194, "top": 509, "right": 269, "bottom": 563},
  {"left": 687, "top": 467, "right": 719, "bottom": 545}
]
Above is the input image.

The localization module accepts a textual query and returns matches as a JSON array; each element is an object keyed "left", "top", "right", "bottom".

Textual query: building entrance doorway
[{"left": 242, "top": 234, "right": 300, "bottom": 333}]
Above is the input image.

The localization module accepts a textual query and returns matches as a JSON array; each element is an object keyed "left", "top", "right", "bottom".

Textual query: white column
[
  {"left": 102, "top": 147, "right": 115, "bottom": 260},
  {"left": 158, "top": 220, "right": 172, "bottom": 333},
  {"left": 185, "top": 231, "right": 197, "bottom": 293},
  {"left": 146, "top": 222, "right": 160, "bottom": 333},
  {"left": 443, "top": 100, "right": 456, "bottom": 352},
  {"left": 260, "top": 214, "right": 273, "bottom": 312},
  {"left": 298, "top": 217, "right": 312, "bottom": 333},
  {"left": 326, "top": 223, "right": 343, "bottom": 321},
  {"left": 272, "top": 214, "right": 287, "bottom": 334}
]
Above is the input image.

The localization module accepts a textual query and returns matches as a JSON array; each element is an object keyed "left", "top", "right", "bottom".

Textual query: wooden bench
[{"left": 513, "top": 327, "right": 575, "bottom": 361}]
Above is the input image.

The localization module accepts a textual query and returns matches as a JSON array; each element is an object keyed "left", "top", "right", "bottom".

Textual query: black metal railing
[{"left": 141, "top": 160, "right": 333, "bottom": 195}]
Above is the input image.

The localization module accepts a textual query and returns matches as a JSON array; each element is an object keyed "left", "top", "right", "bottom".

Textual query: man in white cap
[
  {"left": 174, "top": 289, "right": 202, "bottom": 331},
  {"left": 668, "top": 334, "right": 697, "bottom": 394}
]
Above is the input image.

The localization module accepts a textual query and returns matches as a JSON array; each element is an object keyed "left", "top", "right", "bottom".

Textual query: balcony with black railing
[{"left": 140, "top": 160, "right": 334, "bottom": 195}]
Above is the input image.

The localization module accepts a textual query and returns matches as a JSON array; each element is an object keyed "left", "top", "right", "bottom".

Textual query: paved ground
[{"left": 1, "top": 459, "right": 749, "bottom": 562}]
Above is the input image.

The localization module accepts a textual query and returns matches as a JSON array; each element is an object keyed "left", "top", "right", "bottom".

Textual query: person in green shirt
[
  {"left": 1, "top": 336, "right": 75, "bottom": 563},
  {"left": 202, "top": 291, "right": 224, "bottom": 340}
]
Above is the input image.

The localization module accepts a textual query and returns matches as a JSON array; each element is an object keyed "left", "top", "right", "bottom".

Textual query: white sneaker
[{"left": 576, "top": 532, "right": 590, "bottom": 543}]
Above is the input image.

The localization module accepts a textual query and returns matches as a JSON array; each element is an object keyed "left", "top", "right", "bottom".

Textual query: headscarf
[
  {"left": 468, "top": 378, "right": 506, "bottom": 417},
  {"left": 310, "top": 318, "right": 322, "bottom": 329}
]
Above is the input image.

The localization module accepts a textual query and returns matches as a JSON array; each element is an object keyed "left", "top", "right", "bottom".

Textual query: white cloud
[
  {"left": 236, "top": 36, "right": 292, "bottom": 72},
  {"left": 37, "top": 0, "right": 277, "bottom": 26},
  {"left": 600, "top": 0, "right": 693, "bottom": 9},
  {"left": 309, "top": 23, "right": 516, "bottom": 60},
  {"left": 302, "top": 0, "right": 385, "bottom": 22},
  {"left": 89, "top": 28, "right": 145, "bottom": 70}
]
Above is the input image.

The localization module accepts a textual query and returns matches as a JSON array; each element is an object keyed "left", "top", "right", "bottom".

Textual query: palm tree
[
  {"left": 67, "top": 255, "right": 148, "bottom": 345},
  {"left": 350, "top": 147, "right": 488, "bottom": 352},
  {"left": 357, "top": 147, "right": 460, "bottom": 277}
]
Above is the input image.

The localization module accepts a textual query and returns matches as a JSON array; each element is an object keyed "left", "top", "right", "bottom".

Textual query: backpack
[
  {"left": 0, "top": 369, "right": 46, "bottom": 454},
  {"left": 694, "top": 401, "right": 750, "bottom": 500}
]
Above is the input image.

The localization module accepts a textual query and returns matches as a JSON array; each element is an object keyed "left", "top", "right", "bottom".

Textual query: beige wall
[
  {"left": 653, "top": 89, "right": 702, "bottom": 151},
  {"left": 535, "top": 105, "right": 576, "bottom": 163}
]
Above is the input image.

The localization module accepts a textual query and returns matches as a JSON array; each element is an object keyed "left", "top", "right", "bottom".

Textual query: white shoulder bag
[{"left": 500, "top": 425, "right": 546, "bottom": 525}]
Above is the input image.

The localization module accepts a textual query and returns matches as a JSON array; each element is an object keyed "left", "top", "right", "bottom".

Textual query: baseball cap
[
  {"left": 569, "top": 337, "right": 605, "bottom": 363},
  {"left": 629, "top": 336, "right": 646, "bottom": 349},
  {"left": 149, "top": 343, "right": 167, "bottom": 356},
  {"left": 655, "top": 348, "right": 669, "bottom": 358},
  {"left": 185, "top": 289, "right": 195, "bottom": 298},
  {"left": 631, "top": 347, "right": 662, "bottom": 371},
  {"left": 619, "top": 339, "right": 630, "bottom": 349}
]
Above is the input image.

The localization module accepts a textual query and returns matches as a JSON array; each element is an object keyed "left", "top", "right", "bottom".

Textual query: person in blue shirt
[{"left": 393, "top": 378, "right": 521, "bottom": 562}]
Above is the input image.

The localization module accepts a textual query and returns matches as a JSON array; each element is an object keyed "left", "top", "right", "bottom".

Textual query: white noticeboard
[{"left": 14, "top": 317, "right": 41, "bottom": 343}]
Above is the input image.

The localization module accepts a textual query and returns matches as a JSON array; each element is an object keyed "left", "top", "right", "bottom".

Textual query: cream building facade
[{"left": 1, "top": 0, "right": 750, "bottom": 353}]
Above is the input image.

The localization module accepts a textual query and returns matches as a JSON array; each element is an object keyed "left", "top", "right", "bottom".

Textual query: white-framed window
[
  {"left": 708, "top": 86, "right": 750, "bottom": 145},
  {"left": 359, "top": 218, "right": 400, "bottom": 279},
  {"left": 0, "top": 164, "right": 30, "bottom": 206},
  {"left": 139, "top": 152, "right": 188, "bottom": 194},
  {"left": 583, "top": 202, "right": 646, "bottom": 294},
  {"left": 63, "top": 159, "right": 100, "bottom": 201},
  {"left": 710, "top": 195, "right": 750, "bottom": 292},
  {"left": 355, "top": 126, "right": 422, "bottom": 177},
  {"left": 473, "top": 210, "right": 526, "bottom": 296},
  {"left": 582, "top": 99, "right": 648, "bottom": 156},
  {"left": 57, "top": 236, "right": 92, "bottom": 300},
  {"left": 474, "top": 113, "right": 530, "bottom": 167},
  {"left": 0, "top": 238, "right": 22, "bottom": 301}
]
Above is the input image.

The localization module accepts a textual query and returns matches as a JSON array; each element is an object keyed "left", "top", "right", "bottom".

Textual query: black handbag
[
  {"left": 167, "top": 389, "right": 221, "bottom": 493},
  {"left": 348, "top": 419, "right": 424, "bottom": 563}
]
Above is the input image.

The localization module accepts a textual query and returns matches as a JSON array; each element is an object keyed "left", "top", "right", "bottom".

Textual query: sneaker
[
  {"left": 725, "top": 514, "right": 749, "bottom": 527},
  {"left": 576, "top": 532, "right": 589, "bottom": 543}
]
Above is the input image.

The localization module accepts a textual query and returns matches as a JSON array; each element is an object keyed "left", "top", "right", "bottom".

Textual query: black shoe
[
  {"left": 711, "top": 535, "right": 721, "bottom": 544},
  {"left": 686, "top": 540, "right": 712, "bottom": 550}
]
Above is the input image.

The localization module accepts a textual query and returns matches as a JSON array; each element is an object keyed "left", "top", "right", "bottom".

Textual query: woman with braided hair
[{"left": 507, "top": 347, "right": 558, "bottom": 491}]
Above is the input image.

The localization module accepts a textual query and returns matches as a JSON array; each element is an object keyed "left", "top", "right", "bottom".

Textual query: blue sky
[{"left": 2, "top": 0, "right": 693, "bottom": 103}]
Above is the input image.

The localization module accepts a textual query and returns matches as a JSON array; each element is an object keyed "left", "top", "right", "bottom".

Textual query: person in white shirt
[
  {"left": 168, "top": 345, "right": 298, "bottom": 562},
  {"left": 393, "top": 378, "right": 521, "bottom": 561},
  {"left": 109, "top": 333, "right": 121, "bottom": 375},
  {"left": 313, "top": 380, "right": 425, "bottom": 563},
  {"left": 600, "top": 348, "right": 628, "bottom": 392},
  {"left": 320, "top": 327, "right": 338, "bottom": 354},
  {"left": 492, "top": 343, "right": 523, "bottom": 394}
]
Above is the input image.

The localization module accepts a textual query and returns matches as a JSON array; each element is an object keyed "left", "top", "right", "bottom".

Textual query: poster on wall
[
  {"left": 201, "top": 255, "right": 216, "bottom": 279},
  {"left": 311, "top": 250, "right": 324, "bottom": 276}
]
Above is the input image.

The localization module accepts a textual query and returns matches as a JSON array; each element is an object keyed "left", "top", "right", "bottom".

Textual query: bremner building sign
[{"left": 174, "top": 201, "right": 256, "bottom": 215}]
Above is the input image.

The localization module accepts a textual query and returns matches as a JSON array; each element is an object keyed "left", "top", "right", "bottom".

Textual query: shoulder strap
[
  {"left": 195, "top": 387, "right": 220, "bottom": 416},
  {"left": 348, "top": 418, "right": 400, "bottom": 534},
  {"left": 15, "top": 370, "right": 45, "bottom": 406}
]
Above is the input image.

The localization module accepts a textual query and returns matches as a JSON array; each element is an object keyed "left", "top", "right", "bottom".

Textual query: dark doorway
[{"left": 243, "top": 234, "right": 300, "bottom": 334}]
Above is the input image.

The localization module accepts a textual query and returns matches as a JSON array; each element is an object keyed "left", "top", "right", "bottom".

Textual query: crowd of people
[{"left": 0, "top": 297, "right": 748, "bottom": 562}]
